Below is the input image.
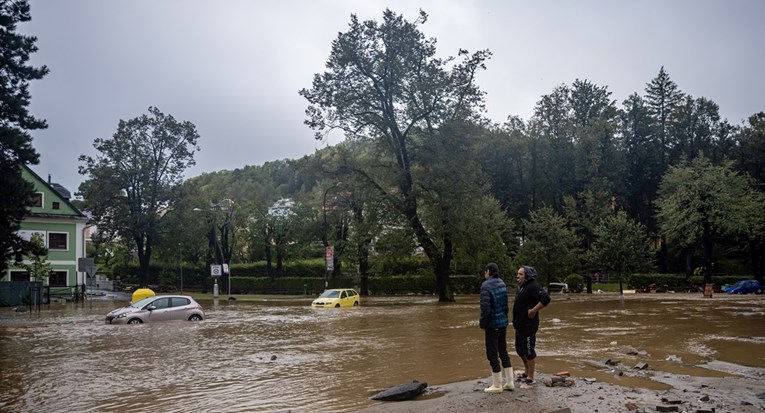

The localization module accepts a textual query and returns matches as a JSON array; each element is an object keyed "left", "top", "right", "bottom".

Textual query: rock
[
  {"left": 757, "top": 391, "right": 765, "bottom": 400},
  {"left": 544, "top": 377, "right": 575, "bottom": 387},
  {"left": 655, "top": 406, "right": 679, "bottom": 412},
  {"left": 665, "top": 355, "right": 682, "bottom": 363},
  {"left": 660, "top": 397, "right": 682, "bottom": 404},
  {"left": 370, "top": 380, "right": 428, "bottom": 401},
  {"left": 270, "top": 355, "right": 277, "bottom": 360},
  {"left": 619, "top": 345, "right": 640, "bottom": 355},
  {"left": 549, "top": 409, "right": 572, "bottom": 413},
  {"left": 634, "top": 362, "right": 649, "bottom": 370},
  {"left": 699, "top": 395, "right": 710, "bottom": 402}
]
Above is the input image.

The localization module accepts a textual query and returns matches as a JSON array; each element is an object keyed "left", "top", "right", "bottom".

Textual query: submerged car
[
  {"left": 106, "top": 295, "right": 205, "bottom": 324},
  {"left": 725, "top": 279, "right": 763, "bottom": 295},
  {"left": 311, "top": 288, "right": 361, "bottom": 308}
]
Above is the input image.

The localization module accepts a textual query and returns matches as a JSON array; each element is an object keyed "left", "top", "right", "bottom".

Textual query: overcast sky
[{"left": 20, "top": 0, "right": 765, "bottom": 195}]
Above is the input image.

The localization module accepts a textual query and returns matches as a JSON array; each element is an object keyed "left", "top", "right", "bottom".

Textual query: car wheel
[
  {"left": 188, "top": 314, "right": 203, "bottom": 321},
  {"left": 127, "top": 318, "right": 143, "bottom": 325},
  {"left": 335, "top": 304, "right": 340, "bottom": 308},
  {"left": 353, "top": 301, "right": 359, "bottom": 306}
]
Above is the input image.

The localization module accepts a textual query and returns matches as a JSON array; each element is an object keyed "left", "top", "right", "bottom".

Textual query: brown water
[{"left": 1, "top": 293, "right": 764, "bottom": 412}]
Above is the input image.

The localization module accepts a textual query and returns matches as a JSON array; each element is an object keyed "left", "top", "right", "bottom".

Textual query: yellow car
[{"left": 311, "top": 288, "right": 361, "bottom": 308}]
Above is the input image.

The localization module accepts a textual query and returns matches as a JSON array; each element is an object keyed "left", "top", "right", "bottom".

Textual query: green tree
[
  {"left": 644, "top": 66, "right": 684, "bottom": 167},
  {"left": 656, "top": 155, "right": 759, "bottom": 283},
  {"left": 588, "top": 211, "right": 654, "bottom": 295},
  {"left": 0, "top": 0, "right": 48, "bottom": 270},
  {"left": 78, "top": 107, "right": 200, "bottom": 286},
  {"left": 621, "top": 93, "right": 661, "bottom": 230},
  {"left": 516, "top": 206, "right": 580, "bottom": 289},
  {"left": 300, "top": 9, "right": 491, "bottom": 301},
  {"left": 13, "top": 233, "right": 51, "bottom": 281},
  {"left": 734, "top": 112, "right": 765, "bottom": 184},
  {"left": 670, "top": 95, "right": 724, "bottom": 162}
]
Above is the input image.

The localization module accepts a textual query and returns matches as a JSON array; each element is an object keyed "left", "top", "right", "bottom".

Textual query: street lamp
[
  {"left": 178, "top": 242, "right": 183, "bottom": 293},
  {"left": 322, "top": 183, "right": 341, "bottom": 289}
]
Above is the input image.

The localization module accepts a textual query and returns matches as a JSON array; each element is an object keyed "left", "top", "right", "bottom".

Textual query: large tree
[
  {"left": 0, "top": 0, "right": 48, "bottom": 270},
  {"left": 516, "top": 206, "right": 580, "bottom": 290},
  {"left": 656, "top": 155, "right": 760, "bottom": 282},
  {"left": 300, "top": 9, "right": 491, "bottom": 301},
  {"left": 588, "top": 211, "right": 654, "bottom": 295},
  {"left": 78, "top": 107, "right": 200, "bottom": 286}
]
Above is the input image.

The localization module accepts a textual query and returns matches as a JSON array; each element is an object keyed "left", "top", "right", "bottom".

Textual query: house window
[
  {"left": 49, "top": 271, "right": 67, "bottom": 287},
  {"left": 48, "top": 232, "right": 68, "bottom": 250},
  {"left": 31, "top": 193, "right": 43, "bottom": 208},
  {"left": 52, "top": 202, "right": 60, "bottom": 210},
  {"left": 10, "top": 271, "right": 29, "bottom": 281}
]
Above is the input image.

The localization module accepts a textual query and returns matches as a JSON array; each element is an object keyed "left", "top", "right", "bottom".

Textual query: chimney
[{"left": 48, "top": 174, "right": 51, "bottom": 183}]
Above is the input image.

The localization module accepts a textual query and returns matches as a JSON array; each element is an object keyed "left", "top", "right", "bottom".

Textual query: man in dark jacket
[
  {"left": 512, "top": 265, "right": 551, "bottom": 386},
  {"left": 479, "top": 262, "right": 514, "bottom": 392}
]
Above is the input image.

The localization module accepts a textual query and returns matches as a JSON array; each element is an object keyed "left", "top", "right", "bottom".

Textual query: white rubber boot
[
  {"left": 484, "top": 371, "right": 503, "bottom": 393},
  {"left": 502, "top": 367, "right": 515, "bottom": 390}
]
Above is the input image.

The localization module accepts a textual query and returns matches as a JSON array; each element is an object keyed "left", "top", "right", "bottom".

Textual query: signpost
[{"left": 324, "top": 246, "right": 334, "bottom": 289}]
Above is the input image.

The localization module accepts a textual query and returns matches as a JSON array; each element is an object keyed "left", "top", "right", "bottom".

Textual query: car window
[
  {"left": 152, "top": 298, "right": 170, "bottom": 309},
  {"left": 169, "top": 297, "right": 190, "bottom": 308},
  {"left": 320, "top": 290, "right": 340, "bottom": 298},
  {"left": 348, "top": 290, "right": 357, "bottom": 297},
  {"left": 341, "top": 291, "right": 347, "bottom": 298}
]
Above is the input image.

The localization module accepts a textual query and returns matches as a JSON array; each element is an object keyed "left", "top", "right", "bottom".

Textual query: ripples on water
[{"left": 0, "top": 293, "right": 763, "bottom": 412}]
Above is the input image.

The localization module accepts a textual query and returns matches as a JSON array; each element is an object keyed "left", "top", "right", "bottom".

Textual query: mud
[{"left": 354, "top": 367, "right": 765, "bottom": 413}]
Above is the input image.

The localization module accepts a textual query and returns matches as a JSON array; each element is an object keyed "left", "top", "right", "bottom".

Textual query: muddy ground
[{"left": 354, "top": 366, "right": 765, "bottom": 413}]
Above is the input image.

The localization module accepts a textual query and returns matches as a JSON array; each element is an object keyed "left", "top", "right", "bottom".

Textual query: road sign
[
  {"left": 325, "top": 246, "right": 334, "bottom": 271},
  {"left": 223, "top": 263, "right": 229, "bottom": 274},
  {"left": 211, "top": 265, "right": 222, "bottom": 277},
  {"left": 79, "top": 257, "right": 98, "bottom": 278}
]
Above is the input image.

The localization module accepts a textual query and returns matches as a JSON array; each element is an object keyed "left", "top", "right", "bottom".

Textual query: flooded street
[{"left": 1, "top": 293, "right": 764, "bottom": 412}]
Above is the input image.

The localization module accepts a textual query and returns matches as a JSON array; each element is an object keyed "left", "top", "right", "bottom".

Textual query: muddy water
[{"left": 0, "top": 293, "right": 763, "bottom": 412}]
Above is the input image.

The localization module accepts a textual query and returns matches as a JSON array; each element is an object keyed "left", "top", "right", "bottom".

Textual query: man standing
[
  {"left": 513, "top": 265, "right": 551, "bottom": 387},
  {"left": 479, "top": 262, "right": 514, "bottom": 392}
]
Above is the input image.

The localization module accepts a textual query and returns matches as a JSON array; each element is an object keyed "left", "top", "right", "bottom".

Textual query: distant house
[{"left": 2, "top": 165, "right": 89, "bottom": 293}]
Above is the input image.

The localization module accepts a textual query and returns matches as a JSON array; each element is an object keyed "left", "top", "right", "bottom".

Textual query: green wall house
[{"left": 3, "top": 165, "right": 89, "bottom": 294}]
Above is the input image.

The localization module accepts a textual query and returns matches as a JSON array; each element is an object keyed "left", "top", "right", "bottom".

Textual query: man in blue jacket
[
  {"left": 513, "top": 265, "right": 551, "bottom": 387},
  {"left": 479, "top": 262, "right": 514, "bottom": 392}
]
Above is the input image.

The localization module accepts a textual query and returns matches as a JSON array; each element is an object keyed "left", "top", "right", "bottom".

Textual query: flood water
[{"left": 1, "top": 292, "right": 764, "bottom": 412}]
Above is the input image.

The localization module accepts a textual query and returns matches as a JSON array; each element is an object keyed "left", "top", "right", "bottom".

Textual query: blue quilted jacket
[{"left": 480, "top": 276, "right": 509, "bottom": 329}]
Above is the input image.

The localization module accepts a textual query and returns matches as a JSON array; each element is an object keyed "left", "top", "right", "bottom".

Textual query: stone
[
  {"left": 655, "top": 406, "right": 679, "bottom": 412},
  {"left": 370, "top": 380, "right": 428, "bottom": 401},
  {"left": 549, "top": 409, "right": 572, "bottom": 413},
  {"left": 660, "top": 397, "right": 683, "bottom": 404},
  {"left": 634, "top": 362, "right": 648, "bottom": 370}
]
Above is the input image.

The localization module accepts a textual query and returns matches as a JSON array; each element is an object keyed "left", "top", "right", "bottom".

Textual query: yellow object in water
[{"left": 132, "top": 288, "right": 156, "bottom": 303}]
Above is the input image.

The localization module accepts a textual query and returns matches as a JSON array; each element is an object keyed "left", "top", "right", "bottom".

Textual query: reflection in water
[{"left": 0, "top": 293, "right": 764, "bottom": 412}]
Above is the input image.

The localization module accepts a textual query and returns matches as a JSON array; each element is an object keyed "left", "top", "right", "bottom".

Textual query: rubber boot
[
  {"left": 502, "top": 367, "right": 515, "bottom": 390},
  {"left": 484, "top": 371, "right": 503, "bottom": 393}
]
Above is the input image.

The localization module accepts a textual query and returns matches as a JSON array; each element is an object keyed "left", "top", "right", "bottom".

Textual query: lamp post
[
  {"left": 322, "top": 183, "right": 341, "bottom": 289},
  {"left": 178, "top": 242, "right": 183, "bottom": 293}
]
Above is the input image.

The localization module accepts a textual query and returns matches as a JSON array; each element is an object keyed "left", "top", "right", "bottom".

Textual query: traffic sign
[{"left": 210, "top": 265, "right": 222, "bottom": 277}]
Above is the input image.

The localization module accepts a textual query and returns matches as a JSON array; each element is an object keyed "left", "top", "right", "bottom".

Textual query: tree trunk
[
  {"left": 702, "top": 220, "right": 714, "bottom": 284},
  {"left": 358, "top": 237, "right": 371, "bottom": 296},
  {"left": 135, "top": 236, "right": 150, "bottom": 287}
]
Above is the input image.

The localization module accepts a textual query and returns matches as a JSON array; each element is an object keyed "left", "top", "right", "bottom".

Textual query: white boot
[
  {"left": 484, "top": 371, "right": 503, "bottom": 393},
  {"left": 502, "top": 367, "right": 515, "bottom": 390}
]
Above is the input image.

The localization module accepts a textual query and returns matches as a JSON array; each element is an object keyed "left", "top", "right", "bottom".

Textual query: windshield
[
  {"left": 130, "top": 296, "right": 156, "bottom": 308},
  {"left": 319, "top": 290, "right": 340, "bottom": 298}
]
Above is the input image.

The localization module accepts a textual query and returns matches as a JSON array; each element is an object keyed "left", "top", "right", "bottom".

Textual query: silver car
[{"left": 105, "top": 295, "right": 205, "bottom": 324}]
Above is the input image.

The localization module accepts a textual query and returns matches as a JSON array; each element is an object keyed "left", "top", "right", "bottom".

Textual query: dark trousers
[{"left": 484, "top": 327, "right": 511, "bottom": 373}]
